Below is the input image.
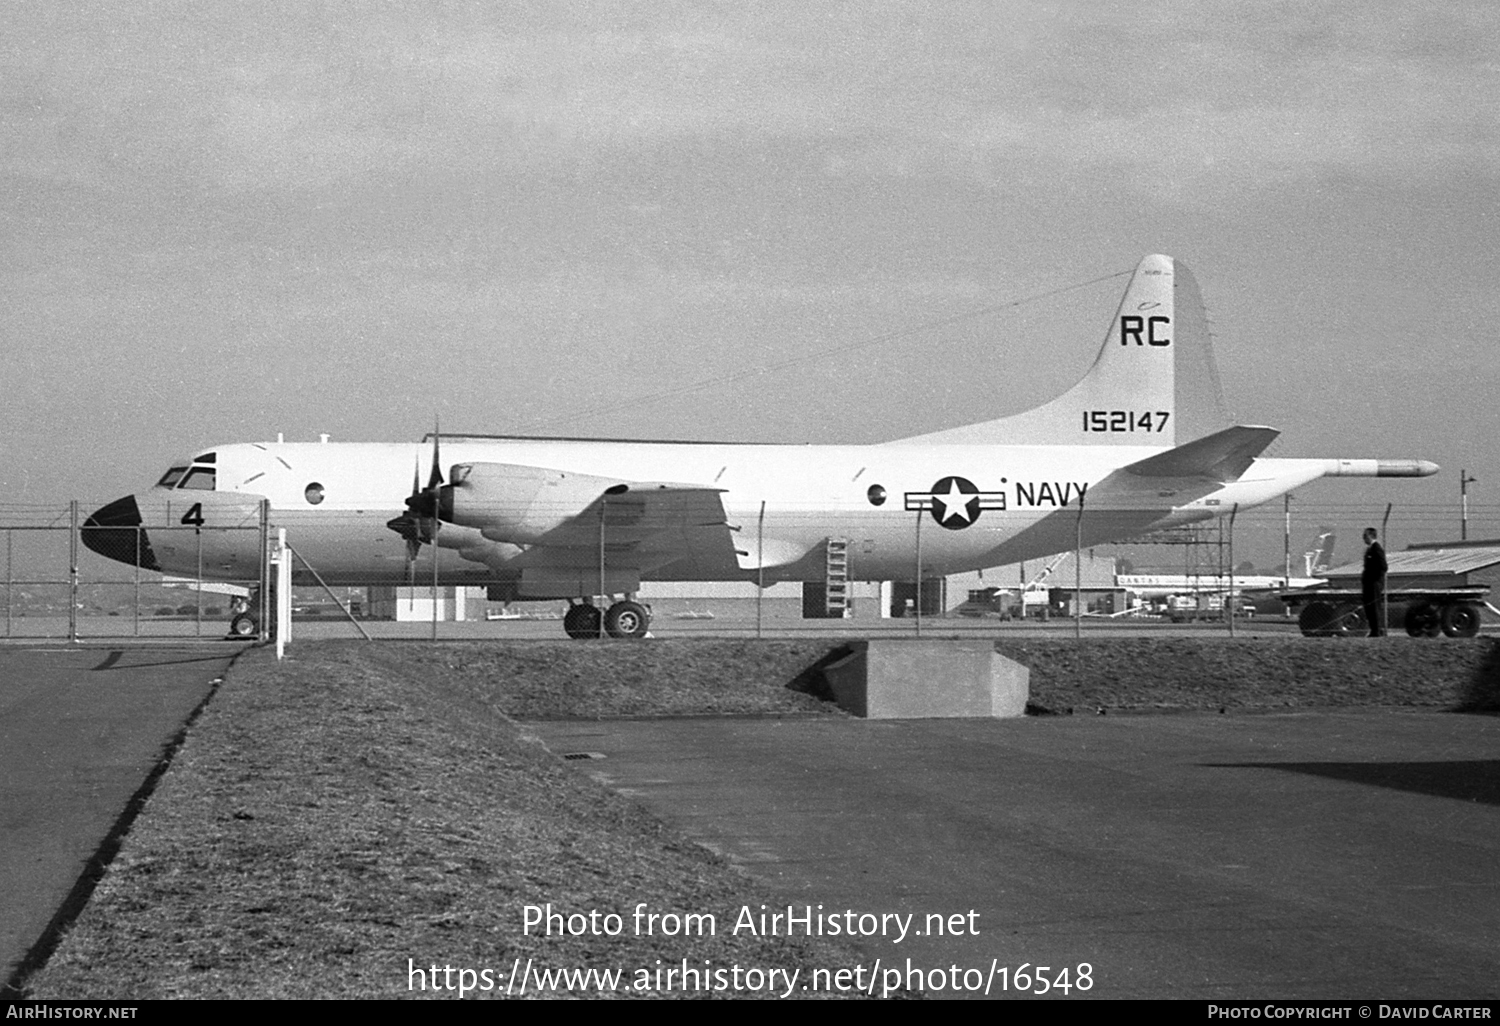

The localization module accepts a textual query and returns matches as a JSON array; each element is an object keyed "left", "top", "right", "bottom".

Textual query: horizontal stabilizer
[{"left": 1122, "top": 425, "right": 1280, "bottom": 482}]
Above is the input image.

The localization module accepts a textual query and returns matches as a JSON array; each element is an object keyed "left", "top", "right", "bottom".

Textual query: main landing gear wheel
[
  {"left": 1404, "top": 603, "right": 1442, "bottom": 638},
  {"left": 563, "top": 604, "right": 602, "bottom": 640},
  {"left": 1441, "top": 603, "right": 1482, "bottom": 639},
  {"left": 228, "top": 613, "right": 258, "bottom": 638},
  {"left": 604, "top": 600, "right": 651, "bottom": 639}
]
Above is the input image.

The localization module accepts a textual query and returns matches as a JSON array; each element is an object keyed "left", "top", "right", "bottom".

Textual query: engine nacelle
[{"left": 440, "top": 463, "right": 628, "bottom": 545}]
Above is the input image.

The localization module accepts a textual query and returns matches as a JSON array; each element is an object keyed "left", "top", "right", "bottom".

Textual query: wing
[{"left": 438, "top": 462, "right": 743, "bottom": 594}]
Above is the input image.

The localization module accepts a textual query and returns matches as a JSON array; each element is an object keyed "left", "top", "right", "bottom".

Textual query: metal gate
[{"left": 1, "top": 502, "right": 268, "bottom": 642}]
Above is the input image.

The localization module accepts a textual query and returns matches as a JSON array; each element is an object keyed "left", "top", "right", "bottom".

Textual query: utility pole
[
  {"left": 1461, "top": 470, "right": 1477, "bottom": 541},
  {"left": 1283, "top": 494, "right": 1292, "bottom": 585}
]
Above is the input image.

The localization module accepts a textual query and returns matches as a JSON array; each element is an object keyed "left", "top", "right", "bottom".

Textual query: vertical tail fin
[
  {"left": 894, "top": 254, "right": 1228, "bottom": 446},
  {"left": 1305, "top": 527, "right": 1336, "bottom": 576}
]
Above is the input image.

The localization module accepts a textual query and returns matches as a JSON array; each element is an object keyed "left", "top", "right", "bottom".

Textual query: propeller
[{"left": 385, "top": 425, "right": 446, "bottom": 572}]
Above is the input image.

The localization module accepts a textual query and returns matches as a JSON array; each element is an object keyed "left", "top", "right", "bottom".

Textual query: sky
[{"left": 3, "top": 0, "right": 1498, "bottom": 555}]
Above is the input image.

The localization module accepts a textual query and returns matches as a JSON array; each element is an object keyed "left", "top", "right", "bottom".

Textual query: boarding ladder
[{"left": 825, "top": 538, "right": 850, "bottom": 617}]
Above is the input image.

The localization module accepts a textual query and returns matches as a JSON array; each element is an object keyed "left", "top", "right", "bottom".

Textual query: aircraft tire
[
  {"left": 228, "top": 613, "right": 258, "bottom": 638},
  {"left": 1440, "top": 602, "right": 1482, "bottom": 639},
  {"left": 1404, "top": 603, "right": 1441, "bottom": 638},
  {"left": 604, "top": 600, "right": 650, "bottom": 639},
  {"left": 563, "top": 604, "right": 602, "bottom": 640},
  {"left": 1298, "top": 601, "right": 1336, "bottom": 637}
]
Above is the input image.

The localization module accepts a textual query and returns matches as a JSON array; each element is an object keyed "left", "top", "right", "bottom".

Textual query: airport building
[
  {"left": 362, "top": 550, "right": 1123, "bottom": 622},
  {"left": 366, "top": 585, "right": 492, "bottom": 621}
]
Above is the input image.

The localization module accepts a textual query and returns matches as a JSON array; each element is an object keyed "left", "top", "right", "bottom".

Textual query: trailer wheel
[
  {"left": 1299, "top": 602, "right": 1336, "bottom": 637},
  {"left": 1404, "top": 603, "right": 1441, "bottom": 638},
  {"left": 1440, "top": 603, "right": 1482, "bottom": 639},
  {"left": 1336, "top": 606, "right": 1368, "bottom": 638}
]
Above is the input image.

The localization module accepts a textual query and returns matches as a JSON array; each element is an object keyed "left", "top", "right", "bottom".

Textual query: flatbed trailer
[{"left": 1278, "top": 585, "right": 1491, "bottom": 638}]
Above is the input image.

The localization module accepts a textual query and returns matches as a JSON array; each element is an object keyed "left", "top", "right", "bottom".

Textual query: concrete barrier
[{"left": 821, "top": 640, "right": 1029, "bottom": 718}]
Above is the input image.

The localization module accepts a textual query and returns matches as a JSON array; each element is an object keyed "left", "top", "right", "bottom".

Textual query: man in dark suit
[{"left": 1362, "top": 527, "right": 1388, "bottom": 637}]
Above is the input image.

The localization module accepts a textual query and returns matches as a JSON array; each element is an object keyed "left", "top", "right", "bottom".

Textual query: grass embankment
[
  {"left": 362, "top": 638, "right": 845, "bottom": 719},
  {"left": 1001, "top": 636, "right": 1500, "bottom": 713},
  {"left": 24, "top": 641, "right": 858, "bottom": 1000}
]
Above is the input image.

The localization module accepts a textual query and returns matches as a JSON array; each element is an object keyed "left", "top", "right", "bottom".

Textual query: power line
[{"left": 518, "top": 268, "right": 1134, "bottom": 433}]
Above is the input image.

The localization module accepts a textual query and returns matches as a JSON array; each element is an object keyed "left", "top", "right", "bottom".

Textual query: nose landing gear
[{"left": 226, "top": 593, "right": 261, "bottom": 640}]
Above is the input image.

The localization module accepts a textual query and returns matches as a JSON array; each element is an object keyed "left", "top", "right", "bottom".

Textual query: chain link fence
[{"left": 4, "top": 498, "right": 1495, "bottom": 642}]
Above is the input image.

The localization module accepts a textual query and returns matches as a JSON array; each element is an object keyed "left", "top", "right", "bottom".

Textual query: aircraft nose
[{"left": 82, "top": 496, "right": 161, "bottom": 571}]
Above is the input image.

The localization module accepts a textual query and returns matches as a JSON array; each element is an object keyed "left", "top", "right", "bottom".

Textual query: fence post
[
  {"left": 1074, "top": 495, "right": 1085, "bottom": 639},
  {"left": 196, "top": 516, "right": 204, "bottom": 638},
  {"left": 431, "top": 515, "right": 441, "bottom": 641},
  {"left": 598, "top": 497, "right": 607, "bottom": 639},
  {"left": 914, "top": 504, "right": 923, "bottom": 637},
  {"left": 134, "top": 523, "right": 142, "bottom": 637},
  {"left": 258, "top": 500, "right": 270, "bottom": 643},
  {"left": 1228, "top": 504, "right": 1239, "bottom": 637},
  {"left": 1381, "top": 502, "right": 1393, "bottom": 637},
  {"left": 1283, "top": 494, "right": 1292, "bottom": 586},
  {"left": 69, "top": 500, "right": 79, "bottom": 643},
  {"left": 756, "top": 500, "right": 765, "bottom": 639}
]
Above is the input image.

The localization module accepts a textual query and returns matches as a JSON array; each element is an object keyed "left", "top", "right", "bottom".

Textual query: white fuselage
[{"left": 129, "top": 438, "right": 1335, "bottom": 589}]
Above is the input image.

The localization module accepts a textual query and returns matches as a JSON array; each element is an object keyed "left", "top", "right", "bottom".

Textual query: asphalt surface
[
  {"left": 530, "top": 710, "right": 1500, "bottom": 999},
  {"left": 5, "top": 635, "right": 1496, "bottom": 1001},
  {"left": 0, "top": 645, "right": 236, "bottom": 993}
]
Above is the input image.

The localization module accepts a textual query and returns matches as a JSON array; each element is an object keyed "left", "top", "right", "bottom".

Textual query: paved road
[
  {"left": 531, "top": 710, "right": 1500, "bottom": 999},
  {"left": 0, "top": 646, "right": 236, "bottom": 993}
]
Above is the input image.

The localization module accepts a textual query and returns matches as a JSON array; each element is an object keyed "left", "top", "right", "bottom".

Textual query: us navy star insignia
[{"left": 904, "top": 476, "right": 1007, "bottom": 530}]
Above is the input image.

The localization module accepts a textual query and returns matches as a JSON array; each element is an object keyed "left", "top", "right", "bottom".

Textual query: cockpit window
[
  {"left": 192, "top": 453, "right": 217, "bottom": 464},
  {"left": 177, "top": 468, "right": 217, "bottom": 491},
  {"left": 157, "top": 466, "right": 189, "bottom": 487}
]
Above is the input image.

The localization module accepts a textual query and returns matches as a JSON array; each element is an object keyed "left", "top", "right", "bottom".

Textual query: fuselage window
[
  {"left": 157, "top": 466, "right": 189, "bottom": 488},
  {"left": 304, "top": 483, "right": 325, "bottom": 505},
  {"left": 177, "top": 468, "right": 217, "bottom": 491}
]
